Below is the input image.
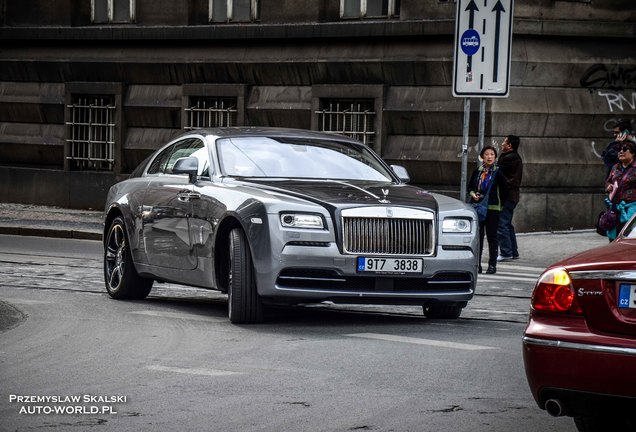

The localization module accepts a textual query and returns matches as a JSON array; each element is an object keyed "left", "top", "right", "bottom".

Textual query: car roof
[{"left": 175, "top": 127, "right": 364, "bottom": 145}]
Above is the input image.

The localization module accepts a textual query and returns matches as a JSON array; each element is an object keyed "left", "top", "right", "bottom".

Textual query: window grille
[
  {"left": 210, "top": 0, "right": 259, "bottom": 22},
  {"left": 316, "top": 99, "right": 376, "bottom": 146},
  {"left": 184, "top": 97, "right": 238, "bottom": 130},
  {"left": 92, "top": 0, "right": 135, "bottom": 23},
  {"left": 66, "top": 96, "right": 116, "bottom": 171},
  {"left": 341, "top": 0, "right": 399, "bottom": 18}
]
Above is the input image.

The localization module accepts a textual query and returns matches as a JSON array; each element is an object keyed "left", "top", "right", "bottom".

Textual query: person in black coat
[
  {"left": 468, "top": 145, "right": 508, "bottom": 274},
  {"left": 496, "top": 134, "right": 523, "bottom": 261}
]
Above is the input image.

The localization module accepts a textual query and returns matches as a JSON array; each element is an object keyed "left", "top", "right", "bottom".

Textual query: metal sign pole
[
  {"left": 460, "top": 98, "right": 470, "bottom": 202},
  {"left": 478, "top": 98, "right": 486, "bottom": 153}
]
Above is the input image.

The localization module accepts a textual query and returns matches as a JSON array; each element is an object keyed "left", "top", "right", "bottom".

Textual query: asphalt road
[{"left": 0, "top": 233, "right": 606, "bottom": 432}]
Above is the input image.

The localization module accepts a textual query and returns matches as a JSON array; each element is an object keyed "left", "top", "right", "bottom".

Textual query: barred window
[
  {"left": 92, "top": 0, "right": 135, "bottom": 23},
  {"left": 66, "top": 95, "right": 116, "bottom": 171},
  {"left": 184, "top": 97, "right": 238, "bottom": 130},
  {"left": 210, "top": 0, "right": 259, "bottom": 22},
  {"left": 341, "top": 0, "right": 399, "bottom": 18},
  {"left": 316, "top": 99, "right": 376, "bottom": 146}
]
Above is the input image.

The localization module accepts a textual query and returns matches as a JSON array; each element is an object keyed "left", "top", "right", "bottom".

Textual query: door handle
[{"left": 177, "top": 191, "right": 201, "bottom": 201}]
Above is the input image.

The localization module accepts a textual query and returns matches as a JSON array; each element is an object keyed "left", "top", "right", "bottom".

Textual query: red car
[{"left": 523, "top": 214, "right": 636, "bottom": 431}]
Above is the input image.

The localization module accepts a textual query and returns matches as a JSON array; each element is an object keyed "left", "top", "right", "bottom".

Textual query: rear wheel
[
  {"left": 227, "top": 228, "right": 264, "bottom": 324},
  {"left": 104, "top": 216, "right": 153, "bottom": 300},
  {"left": 423, "top": 302, "right": 463, "bottom": 319}
]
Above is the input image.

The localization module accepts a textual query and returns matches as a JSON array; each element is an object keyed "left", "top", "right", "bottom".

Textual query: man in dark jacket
[{"left": 496, "top": 135, "right": 523, "bottom": 261}]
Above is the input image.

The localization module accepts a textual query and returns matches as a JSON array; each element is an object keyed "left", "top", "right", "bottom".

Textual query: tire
[
  {"left": 423, "top": 302, "right": 463, "bottom": 319},
  {"left": 104, "top": 216, "right": 153, "bottom": 300},
  {"left": 227, "top": 228, "right": 264, "bottom": 324}
]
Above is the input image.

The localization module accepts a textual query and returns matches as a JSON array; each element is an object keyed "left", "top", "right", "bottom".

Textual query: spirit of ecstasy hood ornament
[{"left": 379, "top": 188, "right": 390, "bottom": 204}]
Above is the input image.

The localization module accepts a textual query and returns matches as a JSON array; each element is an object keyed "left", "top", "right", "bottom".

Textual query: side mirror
[
  {"left": 391, "top": 164, "right": 410, "bottom": 183},
  {"left": 173, "top": 157, "right": 199, "bottom": 183}
]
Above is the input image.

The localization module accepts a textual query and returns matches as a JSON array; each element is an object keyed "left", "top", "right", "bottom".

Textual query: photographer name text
[{"left": 9, "top": 394, "right": 126, "bottom": 415}]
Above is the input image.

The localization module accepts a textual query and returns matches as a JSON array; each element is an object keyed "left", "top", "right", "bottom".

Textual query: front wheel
[
  {"left": 104, "top": 216, "right": 153, "bottom": 300},
  {"left": 227, "top": 228, "right": 264, "bottom": 324}
]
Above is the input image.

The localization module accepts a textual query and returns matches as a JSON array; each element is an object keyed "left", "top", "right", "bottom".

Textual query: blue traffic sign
[
  {"left": 461, "top": 29, "right": 480, "bottom": 56},
  {"left": 452, "top": 0, "right": 514, "bottom": 97}
]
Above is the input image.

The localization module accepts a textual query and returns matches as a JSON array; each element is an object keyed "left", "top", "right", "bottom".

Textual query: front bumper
[{"left": 256, "top": 242, "right": 477, "bottom": 305}]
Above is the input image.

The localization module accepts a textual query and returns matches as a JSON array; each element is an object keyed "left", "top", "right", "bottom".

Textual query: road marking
[
  {"left": 146, "top": 365, "right": 240, "bottom": 377},
  {"left": 346, "top": 333, "right": 496, "bottom": 351},
  {"left": 131, "top": 310, "right": 224, "bottom": 322},
  {"left": 469, "top": 309, "right": 528, "bottom": 315},
  {"left": 1, "top": 298, "right": 55, "bottom": 304},
  {"left": 478, "top": 275, "right": 537, "bottom": 283},
  {"left": 490, "top": 270, "right": 538, "bottom": 277}
]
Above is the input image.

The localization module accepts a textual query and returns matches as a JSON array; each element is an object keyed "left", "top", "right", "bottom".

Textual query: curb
[{"left": 0, "top": 226, "right": 101, "bottom": 241}]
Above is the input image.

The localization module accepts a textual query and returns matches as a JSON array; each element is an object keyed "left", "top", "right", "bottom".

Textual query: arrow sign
[
  {"left": 464, "top": 0, "right": 479, "bottom": 73},
  {"left": 491, "top": 0, "right": 506, "bottom": 82},
  {"left": 452, "top": 0, "right": 514, "bottom": 97}
]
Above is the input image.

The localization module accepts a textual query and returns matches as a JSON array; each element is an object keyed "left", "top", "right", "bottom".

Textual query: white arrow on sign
[{"left": 452, "top": 0, "right": 514, "bottom": 98}]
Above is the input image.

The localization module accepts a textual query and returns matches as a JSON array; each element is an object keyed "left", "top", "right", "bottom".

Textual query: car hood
[
  {"left": 552, "top": 239, "right": 636, "bottom": 272},
  {"left": 235, "top": 179, "right": 438, "bottom": 210}
]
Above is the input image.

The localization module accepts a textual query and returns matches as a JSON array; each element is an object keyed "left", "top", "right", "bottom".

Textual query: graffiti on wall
[
  {"left": 580, "top": 64, "right": 636, "bottom": 158},
  {"left": 580, "top": 63, "right": 636, "bottom": 91},
  {"left": 581, "top": 63, "right": 636, "bottom": 113},
  {"left": 595, "top": 91, "right": 636, "bottom": 113}
]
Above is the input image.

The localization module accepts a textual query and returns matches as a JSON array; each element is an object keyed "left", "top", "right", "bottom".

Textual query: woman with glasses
[
  {"left": 602, "top": 120, "right": 633, "bottom": 180},
  {"left": 605, "top": 140, "right": 636, "bottom": 240}
]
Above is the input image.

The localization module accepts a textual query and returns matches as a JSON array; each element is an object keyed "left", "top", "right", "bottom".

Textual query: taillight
[{"left": 531, "top": 268, "right": 581, "bottom": 314}]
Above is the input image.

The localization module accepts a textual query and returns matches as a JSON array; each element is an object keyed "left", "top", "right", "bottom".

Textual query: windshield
[
  {"left": 621, "top": 213, "right": 636, "bottom": 239},
  {"left": 215, "top": 136, "right": 395, "bottom": 182}
]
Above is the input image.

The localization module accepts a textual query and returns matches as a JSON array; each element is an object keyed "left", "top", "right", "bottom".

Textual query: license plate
[
  {"left": 618, "top": 284, "right": 636, "bottom": 309},
  {"left": 357, "top": 257, "right": 423, "bottom": 274}
]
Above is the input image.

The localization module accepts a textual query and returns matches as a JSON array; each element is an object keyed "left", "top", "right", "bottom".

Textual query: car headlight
[
  {"left": 442, "top": 218, "right": 471, "bottom": 233},
  {"left": 280, "top": 213, "right": 325, "bottom": 229}
]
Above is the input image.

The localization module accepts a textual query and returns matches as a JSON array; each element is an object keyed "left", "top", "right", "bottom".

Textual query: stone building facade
[{"left": 0, "top": 0, "right": 635, "bottom": 231}]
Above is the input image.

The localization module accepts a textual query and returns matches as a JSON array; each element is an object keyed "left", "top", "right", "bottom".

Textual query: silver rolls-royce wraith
[{"left": 103, "top": 127, "right": 479, "bottom": 323}]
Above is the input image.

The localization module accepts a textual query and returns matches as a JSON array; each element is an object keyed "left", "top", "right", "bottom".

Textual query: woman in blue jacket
[{"left": 468, "top": 145, "right": 508, "bottom": 274}]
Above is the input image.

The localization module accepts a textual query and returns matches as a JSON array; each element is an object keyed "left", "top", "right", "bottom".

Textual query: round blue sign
[{"left": 460, "top": 29, "right": 480, "bottom": 56}]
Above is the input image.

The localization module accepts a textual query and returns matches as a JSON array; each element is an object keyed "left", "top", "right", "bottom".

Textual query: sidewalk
[
  {"left": 0, "top": 203, "right": 609, "bottom": 266},
  {"left": 0, "top": 203, "right": 103, "bottom": 240}
]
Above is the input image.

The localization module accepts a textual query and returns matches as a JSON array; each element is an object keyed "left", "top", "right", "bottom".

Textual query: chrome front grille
[{"left": 342, "top": 214, "right": 434, "bottom": 256}]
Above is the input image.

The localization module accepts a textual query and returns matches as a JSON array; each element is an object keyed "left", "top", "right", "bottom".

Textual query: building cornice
[{"left": 0, "top": 19, "right": 634, "bottom": 41}]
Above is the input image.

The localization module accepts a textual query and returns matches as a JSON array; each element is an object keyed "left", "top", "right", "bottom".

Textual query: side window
[
  {"left": 147, "top": 145, "right": 175, "bottom": 175},
  {"left": 210, "top": 0, "right": 259, "bottom": 23},
  {"left": 147, "top": 139, "right": 209, "bottom": 177},
  {"left": 164, "top": 139, "right": 206, "bottom": 175},
  {"left": 184, "top": 97, "right": 237, "bottom": 129},
  {"left": 341, "top": 0, "right": 399, "bottom": 19},
  {"left": 316, "top": 98, "right": 376, "bottom": 146},
  {"left": 92, "top": 0, "right": 136, "bottom": 23}
]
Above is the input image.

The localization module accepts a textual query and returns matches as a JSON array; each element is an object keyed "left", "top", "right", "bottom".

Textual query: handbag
[
  {"left": 597, "top": 208, "right": 619, "bottom": 231},
  {"left": 472, "top": 199, "right": 489, "bottom": 222}
]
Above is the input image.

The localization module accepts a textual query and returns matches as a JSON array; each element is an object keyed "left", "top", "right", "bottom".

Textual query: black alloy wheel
[{"left": 104, "top": 216, "right": 153, "bottom": 300}]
